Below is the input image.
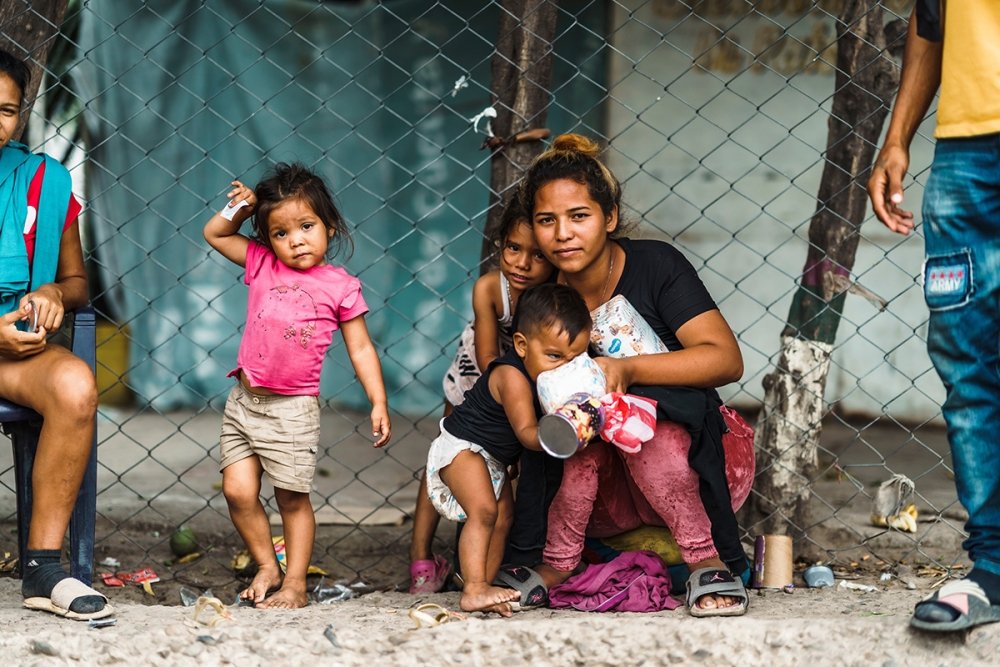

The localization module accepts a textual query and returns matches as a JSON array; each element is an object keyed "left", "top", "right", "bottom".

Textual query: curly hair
[{"left": 491, "top": 195, "right": 531, "bottom": 250}]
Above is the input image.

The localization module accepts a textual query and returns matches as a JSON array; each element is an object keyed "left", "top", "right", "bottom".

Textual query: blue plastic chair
[{"left": 0, "top": 306, "right": 97, "bottom": 585}]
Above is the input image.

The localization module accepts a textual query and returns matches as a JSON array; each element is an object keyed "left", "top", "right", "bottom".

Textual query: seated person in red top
[{"left": 0, "top": 48, "right": 107, "bottom": 619}]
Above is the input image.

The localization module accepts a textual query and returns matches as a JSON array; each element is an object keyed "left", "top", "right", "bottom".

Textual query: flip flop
[
  {"left": 910, "top": 579, "right": 1000, "bottom": 632},
  {"left": 23, "top": 578, "right": 115, "bottom": 621},
  {"left": 493, "top": 565, "right": 548, "bottom": 611},
  {"left": 409, "top": 555, "right": 452, "bottom": 594},
  {"left": 408, "top": 603, "right": 465, "bottom": 628},
  {"left": 686, "top": 567, "right": 748, "bottom": 618},
  {"left": 193, "top": 596, "right": 232, "bottom": 627}
]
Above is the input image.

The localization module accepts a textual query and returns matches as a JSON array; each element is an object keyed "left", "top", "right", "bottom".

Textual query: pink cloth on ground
[
  {"left": 544, "top": 406, "right": 754, "bottom": 572},
  {"left": 230, "top": 241, "right": 369, "bottom": 395},
  {"left": 548, "top": 550, "right": 681, "bottom": 612}
]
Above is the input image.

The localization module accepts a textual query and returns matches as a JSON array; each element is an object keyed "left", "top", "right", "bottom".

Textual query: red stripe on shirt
[{"left": 22, "top": 160, "right": 82, "bottom": 264}]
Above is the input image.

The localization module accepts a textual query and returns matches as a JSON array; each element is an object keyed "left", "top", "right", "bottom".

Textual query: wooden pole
[
  {"left": 747, "top": 1, "right": 903, "bottom": 539},
  {"left": 480, "top": 0, "right": 558, "bottom": 268}
]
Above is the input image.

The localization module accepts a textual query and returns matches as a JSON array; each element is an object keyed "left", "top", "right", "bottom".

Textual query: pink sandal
[{"left": 409, "top": 555, "right": 451, "bottom": 594}]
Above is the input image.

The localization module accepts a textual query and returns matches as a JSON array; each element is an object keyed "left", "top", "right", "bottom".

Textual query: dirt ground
[
  {"left": 0, "top": 511, "right": 995, "bottom": 667},
  {"left": 1, "top": 410, "right": 989, "bottom": 664},
  {"left": 1, "top": 570, "right": 998, "bottom": 666}
]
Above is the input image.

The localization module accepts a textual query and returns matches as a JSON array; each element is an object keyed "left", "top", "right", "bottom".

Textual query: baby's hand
[
  {"left": 222, "top": 180, "right": 256, "bottom": 220},
  {"left": 370, "top": 405, "right": 391, "bottom": 448}
]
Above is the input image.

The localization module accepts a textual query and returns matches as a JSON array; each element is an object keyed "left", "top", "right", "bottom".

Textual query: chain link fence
[{"left": 1, "top": 0, "right": 966, "bottom": 598}]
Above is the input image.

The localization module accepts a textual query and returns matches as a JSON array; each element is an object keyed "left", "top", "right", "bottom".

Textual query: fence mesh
[{"left": 1, "top": 0, "right": 966, "bottom": 600}]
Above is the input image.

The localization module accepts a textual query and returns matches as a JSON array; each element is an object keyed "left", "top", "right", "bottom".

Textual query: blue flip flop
[{"left": 911, "top": 579, "right": 1000, "bottom": 632}]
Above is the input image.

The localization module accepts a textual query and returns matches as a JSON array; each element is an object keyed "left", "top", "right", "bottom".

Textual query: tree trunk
[
  {"left": 747, "top": 1, "right": 903, "bottom": 538},
  {"left": 480, "top": 0, "right": 558, "bottom": 266},
  {"left": 0, "top": 0, "right": 69, "bottom": 140}
]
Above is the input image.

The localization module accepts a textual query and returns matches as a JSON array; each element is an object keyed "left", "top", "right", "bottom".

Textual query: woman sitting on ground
[{"left": 523, "top": 133, "right": 755, "bottom": 617}]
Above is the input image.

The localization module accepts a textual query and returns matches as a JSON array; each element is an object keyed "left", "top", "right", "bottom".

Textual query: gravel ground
[{"left": 1, "top": 572, "right": 997, "bottom": 666}]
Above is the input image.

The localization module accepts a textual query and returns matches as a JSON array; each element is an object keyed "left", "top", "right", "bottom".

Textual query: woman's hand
[
  {"left": 0, "top": 304, "right": 47, "bottom": 359},
  {"left": 594, "top": 356, "right": 632, "bottom": 394},
  {"left": 21, "top": 283, "right": 65, "bottom": 333}
]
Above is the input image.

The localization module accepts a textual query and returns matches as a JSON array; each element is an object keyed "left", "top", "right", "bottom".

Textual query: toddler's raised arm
[{"left": 203, "top": 180, "right": 256, "bottom": 267}]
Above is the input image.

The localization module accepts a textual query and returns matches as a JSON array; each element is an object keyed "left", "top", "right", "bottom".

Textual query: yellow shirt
[{"left": 936, "top": 1, "right": 1000, "bottom": 138}]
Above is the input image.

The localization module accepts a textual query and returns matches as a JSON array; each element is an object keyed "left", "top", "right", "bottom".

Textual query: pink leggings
[{"left": 543, "top": 406, "right": 754, "bottom": 572}]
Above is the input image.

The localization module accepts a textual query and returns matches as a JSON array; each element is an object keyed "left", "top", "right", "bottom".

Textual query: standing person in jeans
[{"left": 868, "top": 1, "right": 1000, "bottom": 632}]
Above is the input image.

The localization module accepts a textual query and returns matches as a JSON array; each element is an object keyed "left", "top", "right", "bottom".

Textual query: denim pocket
[{"left": 924, "top": 249, "right": 973, "bottom": 311}]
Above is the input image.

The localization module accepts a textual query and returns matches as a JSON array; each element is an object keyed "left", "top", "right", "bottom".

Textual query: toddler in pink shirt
[{"left": 204, "top": 163, "right": 390, "bottom": 609}]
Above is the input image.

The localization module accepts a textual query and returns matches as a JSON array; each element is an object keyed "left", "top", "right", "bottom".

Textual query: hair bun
[{"left": 550, "top": 133, "right": 601, "bottom": 158}]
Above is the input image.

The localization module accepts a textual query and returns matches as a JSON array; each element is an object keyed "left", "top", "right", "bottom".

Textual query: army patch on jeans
[{"left": 924, "top": 250, "right": 972, "bottom": 310}]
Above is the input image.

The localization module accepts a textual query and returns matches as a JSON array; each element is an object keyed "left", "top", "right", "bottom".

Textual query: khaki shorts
[{"left": 219, "top": 383, "right": 321, "bottom": 493}]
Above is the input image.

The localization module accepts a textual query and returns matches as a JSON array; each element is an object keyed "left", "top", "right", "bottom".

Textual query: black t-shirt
[
  {"left": 442, "top": 350, "right": 539, "bottom": 467},
  {"left": 612, "top": 238, "right": 717, "bottom": 350},
  {"left": 506, "top": 238, "right": 747, "bottom": 576},
  {"left": 613, "top": 239, "right": 746, "bottom": 575}
]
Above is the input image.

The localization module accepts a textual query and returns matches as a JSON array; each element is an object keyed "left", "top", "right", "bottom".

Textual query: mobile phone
[{"left": 15, "top": 299, "right": 38, "bottom": 333}]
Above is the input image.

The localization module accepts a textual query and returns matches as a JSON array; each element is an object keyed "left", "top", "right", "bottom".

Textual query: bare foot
[
  {"left": 694, "top": 593, "right": 739, "bottom": 611},
  {"left": 239, "top": 564, "right": 283, "bottom": 606},
  {"left": 483, "top": 601, "right": 514, "bottom": 617},
  {"left": 534, "top": 563, "right": 574, "bottom": 589},
  {"left": 459, "top": 582, "right": 519, "bottom": 614},
  {"left": 257, "top": 584, "right": 308, "bottom": 609},
  {"left": 689, "top": 558, "right": 741, "bottom": 611}
]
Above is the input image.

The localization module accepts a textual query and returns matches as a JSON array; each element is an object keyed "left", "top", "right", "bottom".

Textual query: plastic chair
[{"left": 0, "top": 306, "right": 97, "bottom": 585}]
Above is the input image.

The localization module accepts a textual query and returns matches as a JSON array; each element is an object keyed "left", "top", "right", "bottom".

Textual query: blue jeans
[{"left": 922, "top": 134, "right": 1000, "bottom": 577}]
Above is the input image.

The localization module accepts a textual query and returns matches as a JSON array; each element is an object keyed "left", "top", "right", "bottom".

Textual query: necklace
[
  {"left": 599, "top": 247, "right": 615, "bottom": 303},
  {"left": 556, "top": 246, "right": 616, "bottom": 308}
]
